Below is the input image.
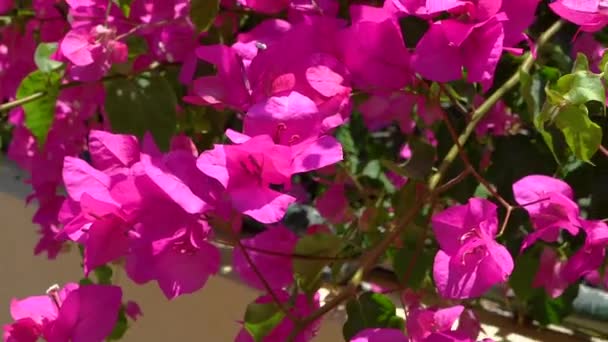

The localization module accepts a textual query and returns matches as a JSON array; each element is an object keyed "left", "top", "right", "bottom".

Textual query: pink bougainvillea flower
[
  {"left": 232, "top": 19, "right": 292, "bottom": 70},
  {"left": 59, "top": 25, "right": 127, "bottom": 81},
  {"left": 236, "top": 0, "right": 290, "bottom": 14},
  {"left": 408, "top": 304, "right": 464, "bottom": 342},
  {"left": 512, "top": 175, "right": 581, "bottom": 251},
  {"left": 358, "top": 93, "right": 417, "bottom": 133},
  {"left": 338, "top": 5, "right": 412, "bottom": 93},
  {"left": 88, "top": 130, "right": 140, "bottom": 173},
  {"left": 197, "top": 135, "right": 296, "bottom": 224},
  {"left": 532, "top": 247, "right": 569, "bottom": 298},
  {"left": 499, "top": 0, "right": 541, "bottom": 47},
  {"left": 185, "top": 45, "right": 251, "bottom": 111},
  {"left": 389, "top": 0, "right": 467, "bottom": 17},
  {"left": 235, "top": 291, "right": 320, "bottom": 342},
  {"left": 572, "top": 33, "right": 607, "bottom": 73},
  {"left": 233, "top": 91, "right": 344, "bottom": 173},
  {"left": 128, "top": 224, "right": 220, "bottom": 299},
  {"left": 233, "top": 226, "right": 298, "bottom": 290},
  {"left": 125, "top": 301, "right": 143, "bottom": 321},
  {"left": 562, "top": 219, "right": 608, "bottom": 283},
  {"left": 350, "top": 328, "right": 408, "bottom": 342},
  {"left": 316, "top": 183, "right": 353, "bottom": 224},
  {"left": 432, "top": 198, "right": 514, "bottom": 299},
  {"left": 3, "top": 284, "right": 122, "bottom": 342},
  {"left": 550, "top": 0, "right": 608, "bottom": 32},
  {"left": 0, "top": 0, "right": 12, "bottom": 13},
  {"left": 474, "top": 97, "right": 520, "bottom": 137},
  {"left": 413, "top": 16, "right": 505, "bottom": 91}
]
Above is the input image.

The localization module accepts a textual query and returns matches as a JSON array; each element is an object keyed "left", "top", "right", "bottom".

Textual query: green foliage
[
  {"left": 293, "top": 233, "right": 343, "bottom": 293},
  {"left": 16, "top": 70, "right": 62, "bottom": 146},
  {"left": 244, "top": 302, "right": 285, "bottom": 342},
  {"left": 94, "top": 265, "right": 114, "bottom": 285},
  {"left": 105, "top": 74, "right": 178, "bottom": 150},
  {"left": 34, "top": 43, "right": 63, "bottom": 73},
  {"left": 529, "top": 284, "right": 579, "bottom": 325},
  {"left": 392, "top": 245, "right": 433, "bottom": 290},
  {"left": 107, "top": 307, "right": 129, "bottom": 341},
  {"left": 401, "top": 139, "right": 436, "bottom": 181},
  {"left": 535, "top": 55, "right": 605, "bottom": 163},
  {"left": 190, "top": 0, "right": 220, "bottom": 33},
  {"left": 342, "top": 292, "right": 404, "bottom": 341}
]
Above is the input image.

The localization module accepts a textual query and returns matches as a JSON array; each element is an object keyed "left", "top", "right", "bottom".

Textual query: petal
[
  {"left": 88, "top": 130, "right": 139, "bottom": 171},
  {"left": 233, "top": 226, "right": 298, "bottom": 290},
  {"left": 291, "top": 136, "right": 343, "bottom": 174},
  {"left": 230, "top": 185, "right": 296, "bottom": 224},
  {"left": 62, "top": 157, "right": 116, "bottom": 205},
  {"left": 350, "top": 328, "right": 408, "bottom": 342},
  {"left": 49, "top": 285, "right": 122, "bottom": 342},
  {"left": 83, "top": 215, "right": 129, "bottom": 275},
  {"left": 155, "top": 241, "right": 220, "bottom": 299},
  {"left": 412, "top": 21, "right": 464, "bottom": 83}
]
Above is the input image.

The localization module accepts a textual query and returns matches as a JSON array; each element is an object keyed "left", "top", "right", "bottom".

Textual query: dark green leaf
[
  {"left": 600, "top": 50, "right": 608, "bottom": 82},
  {"left": 343, "top": 292, "right": 404, "bottom": 341},
  {"left": 94, "top": 265, "right": 113, "bottom": 285},
  {"left": 554, "top": 104, "right": 602, "bottom": 163},
  {"left": 105, "top": 75, "right": 177, "bottom": 150},
  {"left": 391, "top": 181, "right": 418, "bottom": 220},
  {"left": 17, "top": 70, "right": 62, "bottom": 146},
  {"left": 244, "top": 302, "right": 285, "bottom": 342},
  {"left": 392, "top": 246, "right": 433, "bottom": 289},
  {"left": 107, "top": 308, "right": 128, "bottom": 341},
  {"left": 34, "top": 42, "right": 63, "bottom": 73},
  {"left": 402, "top": 140, "right": 435, "bottom": 180},
  {"left": 509, "top": 252, "right": 540, "bottom": 301},
  {"left": 293, "top": 233, "right": 342, "bottom": 293},
  {"left": 190, "top": 0, "right": 220, "bottom": 32},
  {"left": 529, "top": 284, "right": 579, "bottom": 325}
]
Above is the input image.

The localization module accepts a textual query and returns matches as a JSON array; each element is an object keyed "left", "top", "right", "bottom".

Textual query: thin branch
[
  {"left": 428, "top": 20, "right": 565, "bottom": 191},
  {"left": 0, "top": 63, "right": 177, "bottom": 113},
  {"left": 235, "top": 239, "right": 299, "bottom": 323},
  {"left": 497, "top": 205, "right": 513, "bottom": 237},
  {"left": 436, "top": 168, "right": 471, "bottom": 194},
  {"left": 213, "top": 238, "right": 358, "bottom": 261},
  {"left": 437, "top": 101, "right": 512, "bottom": 209}
]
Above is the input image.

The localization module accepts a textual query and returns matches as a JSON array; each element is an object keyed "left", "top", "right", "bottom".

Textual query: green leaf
[
  {"left": 600, "top": 49, "right": 608, "bottom": 81},
  {"left": 34, "top": 43, "right": 63, "bottom": 73},
  {"left": 402, "top": 140, "right": 435, "bottom": 181},
  {"left": 244, "top": 302, "right": 285, "bottom": 342},
  {"left": 519, "top": 69, "right": 541, "bottom": 119},
  {"left": 94, "top": 265, "right": 113, "bottom": 285},
  {"left": 190, "top": 0, "right": 220, "bottom": 32},
  {"left": 16, "top": 70, "right": 62, "bottom": 146},
  {"left": 293, "top": 233, "right": 342, "bottom": 293},
  {"left": 554, "top": 71, "right": 605, "bottom": 106},
  {"left": 572, "top": 53, "right": 590, "bottom": 73},
  {"left": 342, "top": 292, "right": 404, "bottom": 341},
  {"left": 107, "top": 308, "right": 128, "bottom": 341},
  {"left": 392, "top": 246, "right": 433, "bottom": 289},
  {"left": 529, "top": 284, "right": 579, "bottom": 325},
  {"left": 391, "top": 181, "right": 418, "bottom": 219},
  {"left": 509, "top": 252, "right": 540, "bottom": 301},
  {"left": 105, "top": 75, "right": 177, "bottom": 150},
  {"left": 554, "top": 104, "right": 602, "bottom": 163}
]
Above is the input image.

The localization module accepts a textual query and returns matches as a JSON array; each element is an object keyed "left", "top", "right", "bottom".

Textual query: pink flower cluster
[{"left": 1, "top": 0, "right": 607, "bottom": 341}]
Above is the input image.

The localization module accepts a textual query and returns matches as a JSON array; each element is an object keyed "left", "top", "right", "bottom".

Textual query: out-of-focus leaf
[
  {"left": 343, "top": 292, "right": 404, "bottom": 341},
  {"left": 34, "top": 42, "right": 63, "bottom": 73},
  {"left": 402, "top": 140, "right": 435, "bottom": 180},
  {"left": 392, "top": 246, "right": 433, "bottom": 290},
  {"left": 190, "top": 0, "right": 220, "bottom": 33},
  {"left": 17, "top": 70, "right": 62, "bottom": 146},
  {"left": 105, "top": 74, "right": 177, "bottom": 150},
  {"left": 244, "top": 302, "right": 285, "bottom": 342},
  {"left": 509, "top": 252, "right": 540, "bottom": 301},
  {"left": 293, "top": 233, "right": 342, "bottom": 293},
  {"left": 529, "top": 284, "right": 579, "bottom": 325}
]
